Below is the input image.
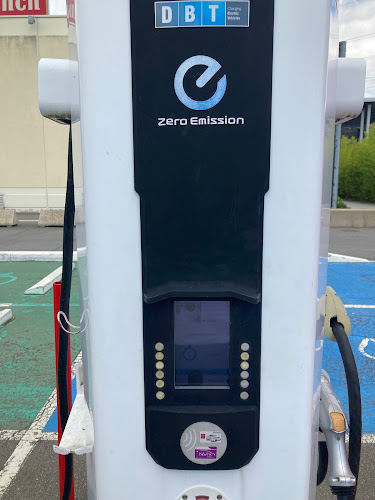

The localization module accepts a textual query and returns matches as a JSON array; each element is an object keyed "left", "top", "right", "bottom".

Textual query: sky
[
  {"left": 49, "top": 0, "right": 65, "bottom": 15},
  {"left": 339, "top": 0, "right": 375, "bottom": 97},
  {"left": 48, "top": 0, "right": 375, "bottom": 97}
]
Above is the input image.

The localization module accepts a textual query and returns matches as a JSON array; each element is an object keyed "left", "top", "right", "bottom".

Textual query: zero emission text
[{"left": 158, "top": 116, "right": 245, "bottom": 127}]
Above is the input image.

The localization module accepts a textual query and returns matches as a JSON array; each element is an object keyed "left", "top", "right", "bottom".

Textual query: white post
[
  {"left": 366, "top": 103, "right": 372, "bottom": 136},
  {"left": 359, "top": 108, "right": 365, "bottom": 140}
]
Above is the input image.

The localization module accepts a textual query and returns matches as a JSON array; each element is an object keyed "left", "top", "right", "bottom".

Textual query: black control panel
[{"left": 130, "top": 0, "right": 274, "bottom": 470}]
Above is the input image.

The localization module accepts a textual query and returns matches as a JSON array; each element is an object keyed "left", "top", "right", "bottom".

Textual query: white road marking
[
  {"left": 0, "top": 304, "right": 12, "bottom": 308},
  {"left": 344, "top": 434, "right": 375, "bottom": 444},
  {"left": 0, "top": 352, "right": 82, "bottom": 498},
  {"left": 345, "top": 304, "right": 375, "bottom": 309},
  {"left": 359, "top": 338, "right": 375, "bottom": 360},
  {"left": 328, "top": 253, "right": 371, "bottom": 263},
  {"left": 18, "top": 220, "right": 38, "bottom": 223},
  {"left": 0, "top": 431, "right": 58, "bottom": 441},
  {"left": 361, "top": 434, "right": 375, "bottom": 444},
  {"left": 341, "top": 304, "right": 375, "bottom": 359}
]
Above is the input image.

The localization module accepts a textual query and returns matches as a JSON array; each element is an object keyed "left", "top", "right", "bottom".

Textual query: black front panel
[
  {"left": 143, "top": 299, "right": 261, "bottom": 469},
  {"left": 130, "top": 0, "right": 274, "bottom": 470},
  {"left": 143, "top": 299, "right": 260, "bottom": 406},
  {"left": 147, "top": 406, "right": 260, "bottom": 470}
]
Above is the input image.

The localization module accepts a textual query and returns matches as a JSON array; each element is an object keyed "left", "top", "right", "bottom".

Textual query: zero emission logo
[
  {"left": 157, "top": 55, "right": 245, "bottom": 127},
  {"left": 174, "top": 55, "right": 227, "bottom": 111}
]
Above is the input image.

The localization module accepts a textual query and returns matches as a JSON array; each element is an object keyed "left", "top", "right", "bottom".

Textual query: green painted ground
[{"left": 0, "top": 262, "right": 81, "bottom": 430}]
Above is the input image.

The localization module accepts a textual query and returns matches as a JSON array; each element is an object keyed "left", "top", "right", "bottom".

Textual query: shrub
[
  {"left": 336, "top": 196, "right": 348, "bottom": 209},
  {"left": 339, "top": 123, "right": 375, "bottom": 202}
]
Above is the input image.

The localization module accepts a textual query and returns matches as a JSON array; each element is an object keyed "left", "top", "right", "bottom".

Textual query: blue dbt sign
[{"left": 155, "top": 1, "right": 250, "bottom": 28}]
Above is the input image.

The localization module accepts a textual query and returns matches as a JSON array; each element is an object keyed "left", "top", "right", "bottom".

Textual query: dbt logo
[{"left": 174, "top": 55, "right": 227, "bottom": 111}]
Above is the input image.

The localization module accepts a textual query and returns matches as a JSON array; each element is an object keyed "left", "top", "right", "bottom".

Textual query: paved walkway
[{"left": 343, "top": 200, "right": 375, "bottom": 210}]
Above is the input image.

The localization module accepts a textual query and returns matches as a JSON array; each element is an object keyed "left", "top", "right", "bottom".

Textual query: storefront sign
[{"left": 0, "top": 0, "right": 48, "bottom": 15}]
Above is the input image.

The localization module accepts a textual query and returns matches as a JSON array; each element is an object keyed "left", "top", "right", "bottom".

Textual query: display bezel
[{"left": 174, "top": 299, "right": 231, "bottom": 389}]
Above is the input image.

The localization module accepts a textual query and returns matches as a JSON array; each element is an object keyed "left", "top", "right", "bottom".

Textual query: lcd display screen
[{"left": 174, "top": 301, "right": 230, "bottom": 388}]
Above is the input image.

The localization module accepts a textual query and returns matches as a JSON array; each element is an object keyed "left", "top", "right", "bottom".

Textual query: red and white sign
[
  {"left": 66, "top": 0, "right": 75, "bottom": 25},
  {"left": 0, "top": 0, "right": 48, "bottom": 15}
]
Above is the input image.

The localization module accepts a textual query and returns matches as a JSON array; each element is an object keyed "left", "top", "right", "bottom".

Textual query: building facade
[
  {"left": 0, "top": 15, "right": 68, "bottom": 211},
  {"left": 341, "top": 97, "right": 374, "bottom": 140}
]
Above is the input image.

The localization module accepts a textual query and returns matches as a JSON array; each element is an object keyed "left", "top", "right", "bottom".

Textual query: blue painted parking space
[
  {"left": 44, "top": 378, "right": 77, "bottom": 432},
  {"left": 327, "top": 263, "right": 375, "bottom": 306},
  {"left": 324, "top": 263, "right": 375, "bottom": 434}
]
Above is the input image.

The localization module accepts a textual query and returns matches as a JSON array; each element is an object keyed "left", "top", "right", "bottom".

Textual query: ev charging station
[{"left": 38, "top": 0, "right": 367, "bottom": 499}]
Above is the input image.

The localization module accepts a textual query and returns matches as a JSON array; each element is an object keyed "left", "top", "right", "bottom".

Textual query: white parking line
[
  {"left": 328, "top": 253, "right": 371, "bottom": 263},
  {"left": 361, "top": 434, "right": 375, "bottom": 444},
  {"left": 0, "top": 430, "right": 58, "bottom": 441},
  {"left": 0, "top": 352, "right": 82, "bottom": 498},
  {"left": 345, "top": 304, "right": 375, "bottom": 309}
]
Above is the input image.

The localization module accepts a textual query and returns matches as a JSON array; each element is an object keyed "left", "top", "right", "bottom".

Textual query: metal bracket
[
  {"left": 324, "top": 286, "right": 351, "bottom": 342},
  {"left": 319, "top": 371, "right": 355, "bottom": 490}
]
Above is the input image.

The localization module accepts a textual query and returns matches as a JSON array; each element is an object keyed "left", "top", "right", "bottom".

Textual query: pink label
[{"left": 195, "top": 447, "right": 217, "bottom": 460}]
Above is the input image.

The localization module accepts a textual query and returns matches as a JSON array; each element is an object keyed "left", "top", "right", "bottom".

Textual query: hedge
[{"left": 339, "top": 123, "right": 375, "bottom": 202}]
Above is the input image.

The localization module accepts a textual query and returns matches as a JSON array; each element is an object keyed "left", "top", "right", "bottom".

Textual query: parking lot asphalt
[
  {"left": 329, "top": 227, "right": 375, "bottom": 261},
  {"left": 0, "top": 215, "right": 76, "bottom": 252}
]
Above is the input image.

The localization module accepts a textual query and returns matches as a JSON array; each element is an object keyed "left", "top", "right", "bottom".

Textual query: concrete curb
[
  {"left": 0, "top": 209, "right": 18, "bottom": 227},
  {"left": 0, "top": 309, "right": 13, "bottom": 326},
  {"left": 38, "top": 209, "right": 65, "bottom": 227},
  {"left": 25, "top": 266, "right": 63, "bottom": 295},
  {"left": 0, "top": 251, "right": 78, "bottom": 262},
  {"left": 330, "top": 209, "right": 375, "bottom": 228},
  {"left": 24, "top": 265, "right": 74, "bottom": 295}
]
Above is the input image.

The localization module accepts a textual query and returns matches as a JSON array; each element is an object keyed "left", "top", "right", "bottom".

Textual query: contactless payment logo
[{"left": 174, "top": 55, "right": 227, "bottom": 110}]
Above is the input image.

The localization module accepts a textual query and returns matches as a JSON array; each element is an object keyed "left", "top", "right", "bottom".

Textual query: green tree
[{"left": 339, "top": 123, "right": 375, "bottom": 202}]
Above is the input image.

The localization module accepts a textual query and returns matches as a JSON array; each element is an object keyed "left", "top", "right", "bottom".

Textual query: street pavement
[
  {"left": 0, "top": 219, "right": 374, "bottom": 499},
  {"left": 0, "top": 214, "right": 76, "bottom": 252},
  {"left": 2, "top": 213, "right": 374, "bottom": 260},
  {"left": 330, "top": 228, "right": 375, "bottom": 261}
]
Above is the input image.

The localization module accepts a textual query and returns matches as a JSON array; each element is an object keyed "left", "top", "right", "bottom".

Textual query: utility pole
[{"left": 331, "top": 41, "right": 347, "bottom": 208}]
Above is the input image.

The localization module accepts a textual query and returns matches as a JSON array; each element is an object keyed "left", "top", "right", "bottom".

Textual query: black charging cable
[
  {"left": 317, "top": 440, "right": 329, "bottom": 486},
  {"left": 58, "top": 125, "right": 75, "bottom": 500},
  {"left": 330, "top": 318, "right": 362, "bottom": 500}
]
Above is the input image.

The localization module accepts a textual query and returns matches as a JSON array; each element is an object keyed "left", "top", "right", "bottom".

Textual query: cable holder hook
[{"left": 57, "top": 309, "right": 89, "bottom": 335}]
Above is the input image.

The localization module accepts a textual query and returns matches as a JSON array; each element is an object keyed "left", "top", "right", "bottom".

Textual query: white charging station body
[{"left": 38, "top": 1, "right": 366, "bottom": 499}]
